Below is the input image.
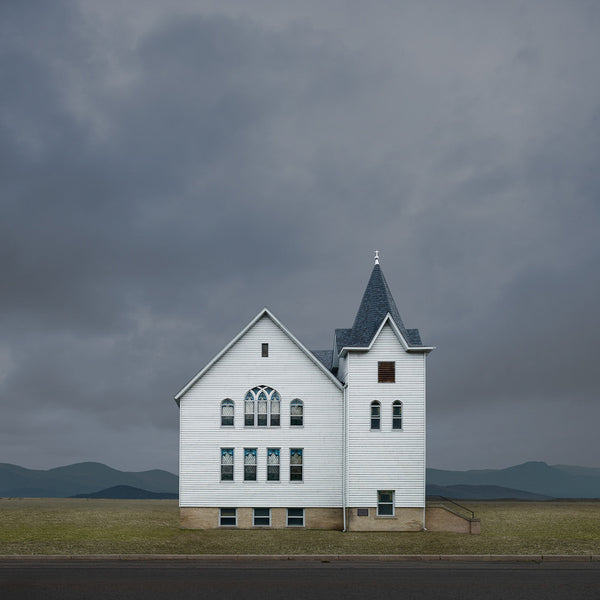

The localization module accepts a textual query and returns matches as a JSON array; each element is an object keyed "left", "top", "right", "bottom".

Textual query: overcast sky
[{"left": 1, "top": 1, "right": 599, "bottom": 473}]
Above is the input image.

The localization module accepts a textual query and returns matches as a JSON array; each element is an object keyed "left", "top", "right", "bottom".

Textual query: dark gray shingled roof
[
  {"left": 311, "top": 350, "right": 333, "bottom": 371},
  {"left": 340, "top": 264, "right": 426, "bottom": 350}
]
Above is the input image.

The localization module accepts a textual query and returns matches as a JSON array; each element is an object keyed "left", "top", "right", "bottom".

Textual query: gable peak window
[
  {"left": 378, "top": 361, "right": 395, "bottom": 383},
  {"left": 221, "top": 399, "right": 234, "bottom": 427},
  {"left": 392, "top": 400, "right": 402, "bottom": 430},
  {"left": 261, "top": 343, "right": 269, "bottom": 357},
  {"left": 244, "top": 386, "right": 281, "bottom": 427},
  {"left": 370, "top": 401, "right": 381, "bottom": 430}
]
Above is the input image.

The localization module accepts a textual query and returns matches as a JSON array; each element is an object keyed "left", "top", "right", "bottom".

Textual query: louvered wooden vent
[{"left": 378, "top": 361, "right": 395, "bottom": 383}]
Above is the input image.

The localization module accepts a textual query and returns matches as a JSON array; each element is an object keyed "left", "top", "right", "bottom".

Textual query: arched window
[
  {"left": 244, "top": 386, "right": 281, "bottom": 427},
  {"left": 290, "top": 399, "right": 303, "bottom": 427},
  {"left": 370, "top": 401, "right": 381, "bottom": 430},
  {"left": 221, "top": 399, "right": 234, "bottom": 427},
  {"left": 270, "top": 391, "right": 280, "bottom": 426},
  {"left": 392, "top": 400, "right": 402, "bottom": 430}
]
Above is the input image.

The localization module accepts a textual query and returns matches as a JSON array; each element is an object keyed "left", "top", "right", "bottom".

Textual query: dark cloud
[{"left": 1, "top": 1, "right": 599, "bottom": 471}]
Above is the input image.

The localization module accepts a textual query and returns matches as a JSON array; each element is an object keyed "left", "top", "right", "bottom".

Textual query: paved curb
[{"left": 0, "top": 554, "right": 598, "bottom": 562}]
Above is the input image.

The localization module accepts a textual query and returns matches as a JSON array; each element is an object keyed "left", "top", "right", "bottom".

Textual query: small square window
[
  {"left": 377, "top": 490, "right": 394, "bottom": 516},
  {"left": 378, "top": 361, "right": 395, "bottom": 383},
  {"left": 287, "top": 508, "right": 305, "bottom": 527},
  {"left": 261, "top": 343, "right": 269, "bottom": 357},
  {"left": 253, "top": 508, "right": 271, "bottom": 526},
  {"left": 220, "top": 508, "right": 237, "bottom": 526}
]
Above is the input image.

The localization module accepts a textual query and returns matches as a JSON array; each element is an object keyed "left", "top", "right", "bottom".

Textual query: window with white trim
[
  {"left": 267, "top": 448, "right": 280, "bottom": 481},
  {"left": 377, "top": 490, "right": 394, "bottom": 516},
  {"left": 221, "top": 448, "right": 234, "bottom": 481},
  {"left": 219, "top": 508, "right": 237, "bottom": 526},
  {"left": 370, "top": 401, "right": 381, "bottom": 430},
  {"left": 253, "top": 508, "right": 270, "bottom": 526},
  {"left": 287, "top": 508, "right": 304, "bottom": 527},
  {"left": 290, "top": 399, "right": 303, "bottom": 427},
  {"left": 392, "top": 400, "right": 402, "bottom": 430},
  {"left": 244, "top": 386, "right": 281, "bottom": 427},
  {"left": 221, "top": 399, "right": 234, "bottom": 427},
  {"left": 290, "top": 448, "right": 303, "bottom": 481},
  {"left": 244, "top": 448, "right": 257, "bottom": 481}
]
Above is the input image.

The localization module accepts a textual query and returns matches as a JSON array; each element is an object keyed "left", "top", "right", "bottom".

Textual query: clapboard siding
[
  {"left": 179, "top": 315, "right": 344, "bottom": 507},
  {"left": 346, "top": 324, "right": 426, "bottom": 507}
]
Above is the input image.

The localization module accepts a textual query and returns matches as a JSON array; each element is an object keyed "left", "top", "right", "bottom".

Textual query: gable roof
[
  {"left": 336, "top": 263, "right": 432, "bottom": 353},
  {"left": 174, "top": 308, "right": 343, "bottom": 404}
]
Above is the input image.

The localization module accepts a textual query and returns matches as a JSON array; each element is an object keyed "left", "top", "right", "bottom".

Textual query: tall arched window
[
  {"left": 290, "top": 399, "right": 303, "bottom": 427},
  {"left": 244, "top": 386, "right": 281, "bottom": 427},
  {"left": 370, "top": 401, "right": 381, "bottom": 430},
  {"left": 221, "top": 399, "right": 234, "bottom": 427},
  {"left": 392, "top": 400, "right": 402, "bottom": 430},
  {"left": 244, "top": 391, "right": 255, "bottom": 426}
]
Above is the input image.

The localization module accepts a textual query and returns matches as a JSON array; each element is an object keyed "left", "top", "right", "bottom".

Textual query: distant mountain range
[
  {"left": 428, "top": 462, "right": 600, "bottom": 499},
  {"left": 1, "top": 460, "right": 599, "bottom": 499},
  {"left": 71, "top": 485, "right": 178, "bottom": 500},
  {"left": 0, "top": 462, "right": 178, "bottom": 498}
]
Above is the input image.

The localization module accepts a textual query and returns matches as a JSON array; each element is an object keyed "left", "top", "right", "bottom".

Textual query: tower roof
[{"left": 333, "top": 262, "right": 426, "bottom": 352}]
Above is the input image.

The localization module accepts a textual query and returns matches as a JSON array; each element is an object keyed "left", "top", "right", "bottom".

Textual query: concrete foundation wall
[
  {"left": 181, "top": 507, "right": 342, "bottom": 530},
  {"left": 425, "top": 507, "right": 481, "bottom": 534},
  {"left": 346, "top": 507, "right": 423, "bottom": 531}
]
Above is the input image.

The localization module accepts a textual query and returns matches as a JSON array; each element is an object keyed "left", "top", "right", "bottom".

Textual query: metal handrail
[{"left": 428, "top": 495, "right": 475, "bottom": 520}]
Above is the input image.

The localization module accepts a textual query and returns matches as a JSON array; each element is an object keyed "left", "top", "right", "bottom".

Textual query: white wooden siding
[
  {"left": 179, "top": 315, "right": 344, "bottom": 507},
  {"left": 346, "top": 324, "right": 426, "bottom": 508}
]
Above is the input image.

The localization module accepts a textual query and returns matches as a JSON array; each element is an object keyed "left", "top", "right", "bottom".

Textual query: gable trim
[
  {"left": 338, "top": 313, "right": 435, "bottom": 357},
  {"left": 174, "top": 308, "right": 343, "bottom": 404}
]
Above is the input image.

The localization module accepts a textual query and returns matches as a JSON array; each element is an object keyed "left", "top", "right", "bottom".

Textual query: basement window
[
  {"left": 287, "top": 508, "right": 305, "bottom": 527},
  {"left": 377, "top": 490, "right": 394, "bottom": 516},
  {"left": 378, "top": 361, "right": 395, "bottom": 383},
  {"left": 219, "top": 508, "right": 237, "bottom": 526}
]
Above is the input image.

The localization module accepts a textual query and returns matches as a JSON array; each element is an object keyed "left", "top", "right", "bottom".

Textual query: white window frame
[
  {"left": 290, "top": 448, "right": 303, "bottom": 482},
  {"left": 219, "top": 508, "right": 237, "bottom": 527},
  {"left": 290, "top": 399, "right": 304, "bottom": 427},
  {"left": 221, "top": 399, "right": 234, "bottom": 427},
  {"left": 220, "top": 448, "right": 234, "bottom": 482},
  {"left": 377, "top": 490, "right": 395, "bottom": 517},
  {"left": 244, "top": 448, "right": 257, "bottom": 481},
  {"left": 370, "top": 401, "right": 381, "bottom": 430},
  {"left": 267, "top": 448, "right": 280, "bottom": 481},
  {"left": 244, "top": 386, "right": 281, "bottom": 427},
  {"left": 392, "top": 400, "right": 402, "bottom": 430},
  {"left": 287, "top": 508, "right": 305, "bottom": 527},
  {"left": 253, "top": 508, "right": 271, "bottom": 527}
]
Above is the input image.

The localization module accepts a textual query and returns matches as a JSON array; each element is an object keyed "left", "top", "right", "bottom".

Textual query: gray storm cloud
[{"left": 1, "top": 1, "right": 599, "bottom": 472}]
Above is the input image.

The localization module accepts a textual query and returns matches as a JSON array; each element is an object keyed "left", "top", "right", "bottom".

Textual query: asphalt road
[{"left": 1, "top": 560, "right": 600, "bottom": 600}]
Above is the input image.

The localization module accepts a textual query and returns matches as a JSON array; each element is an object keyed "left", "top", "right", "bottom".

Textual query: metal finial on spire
[{"left": 374, "top": 250, "right": 380, "bottom": 265}]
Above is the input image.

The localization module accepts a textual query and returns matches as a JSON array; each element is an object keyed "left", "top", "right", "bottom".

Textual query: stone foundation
[{"left": 346, "top": 507, "right": 424, "bottom": 531}]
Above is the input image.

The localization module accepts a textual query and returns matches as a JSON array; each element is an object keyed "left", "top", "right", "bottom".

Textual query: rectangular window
[
  {"left": 370, "top": 402, "right": 381, "bottom": 430},
  {"left": 290, "top": 448, "right": 303, "bottom": 481},
  {"left": 253, "top": 508, "right": 271, "bottom": 526},
  {"left": 378, "top": 361, "right": 395, "bottom": 383},
  {"left": 357, "top": 508, "right": 369, "bottom": 517},
  {"left": 392, "top": 401, "right": 402, "bottom": 430},
  {"left": 244, "top": 448, "right": 257, "bottom": 481},
  {"left": 219, "top": 508, "right": 237, "bottom": 526},
  {"left": 377, "top": 490, "right": 394, "bottom": 516},
  {"left": 287, "top": 508, "right": 305, "bottom": 527},
  {"left": 267, "top": 448, "right": 280, "bottom": 481},
  {"left": 221, "top": 448, "right": 234, "bottom": 481},
  {"left": 262, "top": 343, "right": 269, "bottom": 357}
]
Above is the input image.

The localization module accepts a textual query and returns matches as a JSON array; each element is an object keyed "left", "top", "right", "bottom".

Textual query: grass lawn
[{"left": 1, "top": 499, "right": 599, "bottom": 555}]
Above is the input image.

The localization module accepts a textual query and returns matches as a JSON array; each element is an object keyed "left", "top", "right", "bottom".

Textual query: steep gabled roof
[
  {"left": 174, "top": 308, "right": 343, "bottom": 404},
  {"left": 337, "top": 263, "right": 431, "bottom": 352}
]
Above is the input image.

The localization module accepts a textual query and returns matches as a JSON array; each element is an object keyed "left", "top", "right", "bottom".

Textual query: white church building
[{"left": 174, "top": 254, "right": 438, "bottom": 531}]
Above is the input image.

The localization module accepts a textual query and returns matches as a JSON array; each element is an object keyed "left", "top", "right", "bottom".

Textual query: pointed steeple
[{"left": 350, "top": 262, "right": 409, "bottom": 346}]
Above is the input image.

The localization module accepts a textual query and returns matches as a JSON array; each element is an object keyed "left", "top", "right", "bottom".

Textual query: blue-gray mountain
[
  {"left": 428, "top": 462, "right": 600, "bottom": 498},
  {"left": 0, "top": 462, "right": 178, "bottom": 498},
  {"left": 1, "top": 461, "right": 599, "bottom": 499}
]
